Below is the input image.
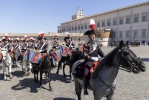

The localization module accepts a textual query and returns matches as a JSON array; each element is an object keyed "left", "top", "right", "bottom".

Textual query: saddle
[
  {"left": 9, "top": 52, "right": 15, "bottom": 58},
  {"left": 0, "top": 53, "right": 2, "bottom": 60},
  {"left": 73, "top": 61, "right": 99, "bottom": 79}
]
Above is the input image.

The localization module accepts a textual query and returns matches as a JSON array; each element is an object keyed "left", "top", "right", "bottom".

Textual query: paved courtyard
[{"left": 0, "top": 46, "right": 149, "bottom": 100}]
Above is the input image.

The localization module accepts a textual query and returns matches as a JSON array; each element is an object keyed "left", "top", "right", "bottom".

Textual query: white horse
[
  {"left": 1, "top": 48, "right": 12, "bottom": 80},
  {"left": 20, "top": 50, "right": 32, "bottom": 76}
]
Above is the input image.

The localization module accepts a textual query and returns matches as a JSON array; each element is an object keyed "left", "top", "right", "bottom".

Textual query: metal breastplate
[{"left": 87, "top": 41, "right": 97, "bottom": 53}]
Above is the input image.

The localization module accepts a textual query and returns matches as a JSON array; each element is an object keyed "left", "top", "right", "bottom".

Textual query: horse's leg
[
  {"left": 56, "top": 60, "right": 61, "bottom": 74},
  {"left": 3, "top": 64, "right": 7, "bottom": 81},
  {"left": 55, "top": 61, "right": 58, "bottom": 68},
  {"left": 27, "top": 62, "right": 32, "bottom": 76},
  {"left": 24, "top": 61, "right": 28, "bottom": 76},
  {"left": 21, "top": 61, "right": 25, "bottom": 73},
  {"left": 48, "top": 70, "right": 53, "bottom": 91},
  {"left": 8, "top": 64, "right": 12, "bottom": 79},
  {"left": 34, "top": 69, "right": 36, "bottom": 82},
  {"left": 93, "top": 91, "right": 102, "bottom": 100},
  {"left": 106, "top": 93, "right": 114, "bottom": 100},
  {"left": 75, "top": 80, "right": 82, "bottom": 100},
  {"left": 63, "top": 64, "right": 66, "bottom": 77},
  {"left": 37, "top": 70, "right": 39, "bottom": 81},
  {"left": 39, "top": 71, "right": 42, "bottom": 87},
  {"left": 69, "top": 64, "right": 72, "bottom": 79}
]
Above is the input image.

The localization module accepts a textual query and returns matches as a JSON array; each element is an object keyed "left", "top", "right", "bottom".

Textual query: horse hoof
[
  {"left": 27, "top": 72, "right": 30, "bottom": 76},
  {"left": 4, "top": 79, "right": 7, "bottom": 81},
  {"left": 49, "top": 88, "right": 53, "bottom": 91},
  {"left": 56, "top": 71, "right": 58, "bottom": 74},
  {"left": 10, "top": 76, "right": 13, "bottom": 79}
]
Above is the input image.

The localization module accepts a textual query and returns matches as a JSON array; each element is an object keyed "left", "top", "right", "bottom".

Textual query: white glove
[
  {"left": 91, "top": 57, "right": 99, "bottom": 61},
  {"left": 39, "top": 50, "right": 43, "bottom": 53}
]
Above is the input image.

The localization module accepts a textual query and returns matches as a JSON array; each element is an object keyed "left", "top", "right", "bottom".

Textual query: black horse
[
  {"left": 32, "top": 54, "right": 53, "bottom": 91},
  {"left": 56, "top": 50, "right": 85, "bottom": 79},
  {"left": 130, "top": 41, "right": 140, "bottom": 46}
]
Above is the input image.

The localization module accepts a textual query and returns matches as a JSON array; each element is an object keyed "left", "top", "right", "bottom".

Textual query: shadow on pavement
[
  {"left": 51, "top": 73, "right": 71, "bottom": 83},
  {"left": 53, "top": 97, "right": 75, "bottom": 100},
  {"left": 11, "top": 70, "right": 24, "bottom": 77},
  {"left": 11, "top": 78, "right": 48, "bottom": 93}
]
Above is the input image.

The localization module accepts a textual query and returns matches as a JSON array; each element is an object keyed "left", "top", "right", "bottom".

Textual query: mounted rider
[
  {"left": 52, "top": 34, "right": 60, "bottom": 50},
  {"left": 28, "top": 37, "right": 35, "bottom": 49},
  {"left": 19, "top": 35, "right": 28, "bottom": 57},
  {"left": 64, "top": 32, "right": 75, "bottom": 49},
  {"left": 1, "top": 33, "right": 11, "bottom": 52},
  {"left": 38, "top": 31, "right": 48, "bottom": 53},
  {"left": 83, "top": 19, "right": 105, "bottom": 95}
]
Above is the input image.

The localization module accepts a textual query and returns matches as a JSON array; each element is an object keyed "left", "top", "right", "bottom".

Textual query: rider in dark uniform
[
  {"left": 1, "top": 34, "right": 11, "bottom": 52},
  {"left": 53, "top": 34, "right": 60, "bottom": 50},
  {"left": 38, "top": 32, "right": 48, "bottom": 53},
  {"left": 64, "top": 32, "right": 75, "bottom": 49},
  {"left": 28, "top": 37, "right": 35, "bottom": 49},
  {"left": 83, "top": 23, "right": 105, "bottom": 95}
]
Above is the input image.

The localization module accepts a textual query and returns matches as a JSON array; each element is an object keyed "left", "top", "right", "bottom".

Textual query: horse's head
[
  {"left": 1, "top": 48, "right": 8, "bottom": 62},
  {"left": 118, "top": 40, "right": 146, "bottom": 73}
]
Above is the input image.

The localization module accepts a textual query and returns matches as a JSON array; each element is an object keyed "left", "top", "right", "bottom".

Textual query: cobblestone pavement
[{"left": 0, "top": 46, "right": 149, "bottom": 100}]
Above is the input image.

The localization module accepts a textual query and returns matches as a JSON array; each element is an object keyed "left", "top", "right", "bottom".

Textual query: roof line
[{"left": 60, "top": 1, "right": 149, "bottom": 24}]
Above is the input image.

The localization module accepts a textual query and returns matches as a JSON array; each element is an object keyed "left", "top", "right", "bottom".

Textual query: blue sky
[{"left": 0, "top": 0, "right": 148, "bottom": 33}]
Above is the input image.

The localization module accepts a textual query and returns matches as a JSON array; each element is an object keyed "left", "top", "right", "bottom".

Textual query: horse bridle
[{"left": 112, "top": 48, "right": 140, "bottom": 72}]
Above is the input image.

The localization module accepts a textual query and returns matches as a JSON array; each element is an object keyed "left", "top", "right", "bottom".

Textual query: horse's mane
[
  {"left": 93, "top": 47, "right": 119, "bottom": 78},
  {"left": 127, "top": 48, "right": 137, "bottom": 58},
  {"left": 102, "top": 47, "right": 118, "bottom": 66}
]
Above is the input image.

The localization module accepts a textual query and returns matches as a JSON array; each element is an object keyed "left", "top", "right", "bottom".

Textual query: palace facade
[{"left": 58, "top": 1, "right": 149, "bottom": 44}]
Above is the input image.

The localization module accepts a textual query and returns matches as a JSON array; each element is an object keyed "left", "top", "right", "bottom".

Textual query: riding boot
[{"left": 83, "top": 78, "right": 88, "bottom": 95}]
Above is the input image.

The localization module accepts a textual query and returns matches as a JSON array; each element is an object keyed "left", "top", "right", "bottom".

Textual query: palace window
[
  {"left": 69, "top": 28, "right": 71, "bottom": 31},
  {"left": 142, "top": 15, "right": 147, "bottom": 22},
  {"left": 126, "top": 18, "right": 130, "bottom": 24},
  {"left": 119, "top": 19, "right": 123, "bottom": 25},
  {"left": 107, "top": 21, "right": 111, "bottom": 26},
  {"left": 125, "top": 31, "right": 130, "bottom": 38},
  {"left": 78, "top": 26, "right": 80, "bottom": 30},
  {"left": 75, "top": 27, "right": 77, "bottom": 30},
  {"left": 133, "top": 30, "right": 138, "bottom": 39},
  {"left": 119, "top": 31, "right": 123, "bottom": 38},
  {"left": 113, "top": 20, "right": 117, "bottom": 25},
  {"left": 102, "top": 22, "right": 105, "bottom": 27},
  {"left": 97, "top": 23, "right": 100, "bottom": 27},
  {"left": 141, "top": 29, "right": 146, "bottom": 38},
  {"left": 85, "top": 25, "right": 87, "bottom": 29},
  {"left": 72, "top": 27, "right": 74, "bottom": 31},
  {"left": 134, "top": 16, "right": 139, "bottom": 23},
  {"left": 81, "top": 26, "right": 83, "bottom": 29},
  {"left": 113, "top": 32, "right": 116, "bottom": 38}
]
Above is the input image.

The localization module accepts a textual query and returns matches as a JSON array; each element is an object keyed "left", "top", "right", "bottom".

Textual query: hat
[
  {"left": 84, "top": 19, "right": 96, "bottom": 35},
  {"left": 24, "top": 35, "right": 28, "bottom": 40},
  {"left": 54, "top": 34, "right": 58, "bottom": 40},
  {"left": 5, "top": 33, "right": 9, "bottom": 39},
  {"left": 84, "top": 30, "right": 96, "bottom": 35},
  {"left": 65, "top": 32, "right": 70, "bottom": 37},
  {"left": 38, "top": 31, "right": 44, "bottom": 37},
  {"left": 90, "top": 19, "right": 96, "bottom": 30},
  {"left": 30, "top": 37, "right": 34, "bottom": 41},
  {"left": 16, "top": 37, "right": 19, "bottom": 42}
]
